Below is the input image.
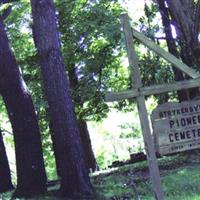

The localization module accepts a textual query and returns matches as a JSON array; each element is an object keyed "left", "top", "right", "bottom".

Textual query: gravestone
[{"left": 151, "top": 100, "right": 200, "bottom": 155}]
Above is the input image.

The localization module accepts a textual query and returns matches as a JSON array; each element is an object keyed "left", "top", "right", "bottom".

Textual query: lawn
[
  {"left": 93, "top": 150, "right": 200, "bottom": 200},
  {"left": 1, "top": 151, "right": 200, "bottom": 199}
]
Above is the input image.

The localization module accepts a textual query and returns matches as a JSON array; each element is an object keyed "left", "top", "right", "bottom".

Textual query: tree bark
[
  {"left": 30, "top": 0, "right": 94, "bottom": 197},
  {"left": 0, "top": 129, "right": 14, "bottom": 193},
  {"left": 159, "top": 0, "right": 200, "bottom": 99},
  {"left": 157, "top": 0, "right": 188, "bottom": 101},
  {"left": 49, "top": 119, "right": 61, "bottom": 177},
  {"left": 0, "top": 16, "right": 47, "bottom": 198},
  {"left": 78, "top": 120, "right": 97, "bottom": 172},
  {"left": 50, "top": 119, "right": 97, "bottom": 176},
  {"left": 68, "top": 65, "right": 97, "bottom": 172}
]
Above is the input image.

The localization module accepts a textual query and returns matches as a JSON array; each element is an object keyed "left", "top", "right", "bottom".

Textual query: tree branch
[{"left": 2, "top": 6, "right": 12, "bottom": 20}]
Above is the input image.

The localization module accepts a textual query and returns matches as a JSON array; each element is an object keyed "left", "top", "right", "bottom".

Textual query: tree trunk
[
  {"left": 30, "top": 0, "right": 94, "bottom": 197},
  {"left": 157, "top": 0, "right": 189, "bottom": 101},
  {"left": 0, "top": 16, "right": 47, "bottom": 198},
  {"left": 49, "top": 120, "right": 61, "bottom": 177},
  {"left": 68, "top": 65, "right": 97, "bottom": 172},
  {"left": 78, "top": 120, "right": 97, "bottom": 172},
  {"left": 165, "top": 0, "right": 200, "bottom": 99},
  {"left": 0, "top": 129, "right": 14, "bottom": 193},
  {"left": 50, "top": 119, "right": 97, "bottom": 176}
]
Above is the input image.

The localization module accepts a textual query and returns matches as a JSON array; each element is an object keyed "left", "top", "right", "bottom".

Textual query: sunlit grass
[
  {"left": 1, "top": 153, "right": 200, "bottom": 199},
  {"left": 92, "top": 153, "right": 200, "bottom": 200}
]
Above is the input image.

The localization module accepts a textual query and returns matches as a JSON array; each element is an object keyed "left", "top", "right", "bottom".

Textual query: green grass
[
  {"left": 92, "top": 151, "right": 200, "bottom": 199},
  {"left": 136, "top": 165, "right": 200, "bottom": 200},
  {"left": 1, "top": 152, "right": 200, "bottom": 199}
]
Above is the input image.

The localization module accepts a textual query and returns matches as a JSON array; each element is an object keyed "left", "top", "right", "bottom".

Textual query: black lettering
[
  {"left": 192, "top": 116, "right": 197, "bottom": 124},
  {"left": 198, "top": 129, "right": 200, "bottom": 137},
  {"left": 174, "top": 132, "right": 179, "bottom": 141},
  {"left": 168, "top": 111, "right": 171, "bottom": 116},
  {"left": 169, "top": 120, "right": 175, "bottom": 128},
  {"left": 192, "top": 129, "right": 196, "bottom": 138},
  {"left": 180, "top": 118, "right": 186, "bottom": 126},
  {"left": 186, "top": 130, "right": 191, "bottom": 139},
  {"left": 198, "top": 115, "right": 200, "bottom": 123},
  {"left": 189, "top": 107, "right": 194, "bottom": 112},
  {"left": 186, "top": 117, "right": 192, "bottom": 125},
  {"left": 181, "top": 107, "right": 185, "bottom": 114},
  {"left": 194, "top": 105, "right": 199, "bottom": 112},
  {"left": 169, "top": 133, "right": 174, "bottom": 142},
  {"left": 180, "top": 131, "right": 186, "bottom": 140},
  {"left": 176, "top": 119, "right": 180, "bottom": 127},
  {"left": 185, "top": 107, "right": 189, "bottom": 113},
  {"left": 177, "top": 109, "right": 181, "bottom": 115}
]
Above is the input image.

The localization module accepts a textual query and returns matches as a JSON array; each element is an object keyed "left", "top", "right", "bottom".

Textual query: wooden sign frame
[
  {"left": 105, "top": 13, "right": 200, "bottom": 200},
  {"left": 151, "top": 100, "right": 200, "bottom": 155}
]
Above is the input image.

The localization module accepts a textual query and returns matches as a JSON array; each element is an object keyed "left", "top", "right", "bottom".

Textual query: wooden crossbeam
[
  {"left": 131, "top": 28, "right": 200, "bottom": 79},
  {"left": 105, "top": 89, "right": 138, "bottom": 102},
  {"left": 105, "top": 78, "right": 200, "bottom": 102}
]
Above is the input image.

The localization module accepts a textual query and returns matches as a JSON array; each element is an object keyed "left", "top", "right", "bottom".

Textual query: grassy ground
[
  {"left": 1, "top": 150, "right": 200, "bottom": 199},
  {"left": 93, "top": 150, "right": 200, "bottom": 200}
]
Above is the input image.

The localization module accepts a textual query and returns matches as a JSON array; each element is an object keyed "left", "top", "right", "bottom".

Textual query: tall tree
[
  {"left": 156, "top": 0, "right": 200, "bottom": 100},
  {"left": 30, "top": 0, "right": 93, "bottom": 197},
  {"left": 56, "top": 0, "right": 123, "bottom": 170},
  {"left": 157, "top": 0, "right": 188, "bottom": 101},
  {"left": 68, "top": 65, "right": 97, "bottom": 172},
  {"left": 0, "top": 9, "right": 47, "bottom": 198},
  {"left": 0, "top": 128, "right": 14, "bottom": 193}
]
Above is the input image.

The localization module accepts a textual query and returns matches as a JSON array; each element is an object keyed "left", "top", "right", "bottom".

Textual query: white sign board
[{"left": 151, "top": 100, "right": 200, "bottom": 155}]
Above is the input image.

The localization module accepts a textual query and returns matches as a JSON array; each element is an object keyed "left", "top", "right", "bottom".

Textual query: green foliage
[
  {"left": 90, "top": 106, "right": 145, "bottom": 169},
  {"left": 134, "top": 0, "right": 178, "bottom": 104},
  {"left": 119, "top": 122, "right": 140, "bottom": 138},
  {"left": 139, "top": 1, "right": 160, "bottom": 39},
  {"left": 57, "top": 0, "right": 125, "bottom": 121}
]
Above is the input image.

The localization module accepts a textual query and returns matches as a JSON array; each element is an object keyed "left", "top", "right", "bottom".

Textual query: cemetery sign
[
  {"left": 151, "top": 100, "right": 200, "bottom": 155},
  {"left": 106, "top": 14, "right": 200, "bottom": 199}
]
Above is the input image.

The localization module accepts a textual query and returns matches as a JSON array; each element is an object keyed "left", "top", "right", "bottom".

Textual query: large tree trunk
[
  {"left": 157, "top": 0, "right": 189, "bottom": 101},
  {"left": 30, "top": 0, "right": 93, "bottom": 197},
  {"left": 68, "top": 65, "right": 97, "bottom": 172},
  {"left": 164, "top": 0, "right": 200, "bottom": 99},
  {"left": 0, "top": 129, "right": 14, "bottom": 193},
  {"left": 0, "top": 16, "right": 47, "bottom": 198}
]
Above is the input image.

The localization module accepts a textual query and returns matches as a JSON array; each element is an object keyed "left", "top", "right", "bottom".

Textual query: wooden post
[{"left": 120, "top": 14, "right": 164, "bottom": 200}]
